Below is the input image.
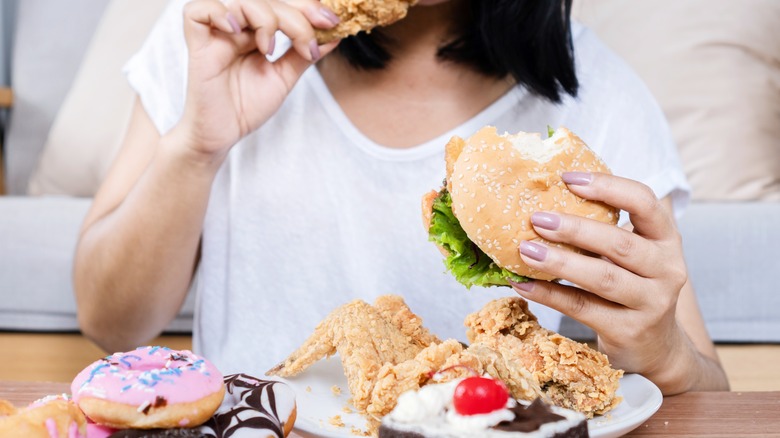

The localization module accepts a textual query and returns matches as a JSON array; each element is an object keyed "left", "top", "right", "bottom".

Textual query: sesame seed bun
[{"left": 438, "top": 126, "right": 619, "bottom": 281}]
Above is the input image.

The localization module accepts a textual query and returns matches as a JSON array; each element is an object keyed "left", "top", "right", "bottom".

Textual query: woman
[{"left": 73, "top": 0, "right": 728, "bottom": 394}]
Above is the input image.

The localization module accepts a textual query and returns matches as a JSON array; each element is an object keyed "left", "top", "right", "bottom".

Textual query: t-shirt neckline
[{"left": 303, "top": 67, "right": 526, "bottom": 162}]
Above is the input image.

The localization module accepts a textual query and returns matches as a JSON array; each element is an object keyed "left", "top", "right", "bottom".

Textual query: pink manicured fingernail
[
  {"left": 509, "top": 279, "right": 536, "bottom": 293},
  {"left": 319, "top": 7, "right": 340, "bottom": 26},
  {"left": 531, "top": 212, "right": 560, "bottom": 231},
  {"left": 268, "top": 34, "right": 276, "bottom": 56},
  {"left": 226, "top": 12, "right": 241, "bottom": 34},
  {"left": 309, "top": 39, "right": 321, "bottom": 62},
  {"left": 520, "top": 241, "right": 547, "bottom": 262},
  {"left": 562, "top": 172, "right": 593, "bottom": 186}
]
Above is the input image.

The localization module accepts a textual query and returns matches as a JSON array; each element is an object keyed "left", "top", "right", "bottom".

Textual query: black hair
[{"left": 335, "top": 0, "right": 578, "bottom": 103}]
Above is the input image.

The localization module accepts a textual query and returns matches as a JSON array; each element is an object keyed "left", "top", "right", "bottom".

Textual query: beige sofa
[
  {"left": 0, "top": 0, "right": 194, "bottom": 332},
  {"left": 1, "top": 0, "right": 778, "bottom": 341}
]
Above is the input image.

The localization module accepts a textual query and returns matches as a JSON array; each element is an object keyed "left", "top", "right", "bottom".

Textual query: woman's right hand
[{"left": 176, "top": 0, "right": 340, "bottom": 158}]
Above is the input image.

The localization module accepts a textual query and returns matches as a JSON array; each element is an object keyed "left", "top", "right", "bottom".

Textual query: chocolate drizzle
[
  {"left": 198, "top": 373, "right": 288, "bottom": 438},
  {"left": 492, "top": 399, "right": 565, "bottom": 433}
]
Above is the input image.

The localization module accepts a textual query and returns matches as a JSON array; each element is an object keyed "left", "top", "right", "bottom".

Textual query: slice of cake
[{"left": 378, "top": 377, "right": 588, "bottom": 438}]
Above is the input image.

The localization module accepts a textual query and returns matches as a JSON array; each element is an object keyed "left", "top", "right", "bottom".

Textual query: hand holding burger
[
  {"left": 424, "top": 125, "right": 729, "bottom": 394},
  {"left": 423, "top": 126, "right": 619, "bottom": 287}
]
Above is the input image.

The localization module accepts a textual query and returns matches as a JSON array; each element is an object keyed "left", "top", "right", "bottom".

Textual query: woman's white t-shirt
[{"left": 125, "top": 0, "right": 690, "bottom": 376}]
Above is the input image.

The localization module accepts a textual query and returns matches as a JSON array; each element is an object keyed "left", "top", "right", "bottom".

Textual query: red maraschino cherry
[{"left": 452, "top": 376, "right": 510, "bottom": 416}]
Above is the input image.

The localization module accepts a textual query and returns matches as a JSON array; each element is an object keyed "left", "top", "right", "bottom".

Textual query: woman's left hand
[{"left": 510, "top": 171, "right": 724, "bottom": 393}]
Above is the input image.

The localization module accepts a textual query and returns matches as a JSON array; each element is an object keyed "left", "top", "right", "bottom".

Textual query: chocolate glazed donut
[{"left": 200, "top": 374, "right": 297, "bottom": 437}]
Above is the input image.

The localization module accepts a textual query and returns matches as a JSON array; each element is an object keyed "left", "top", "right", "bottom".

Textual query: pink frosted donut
[{"left": 71, "top": 346, "right": 225, "bottom": 429}]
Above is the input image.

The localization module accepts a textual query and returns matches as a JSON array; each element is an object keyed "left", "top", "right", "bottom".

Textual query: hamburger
[
  {"left": 316, "top": 0, "right": 418, "bottom": 44},
  {"left": 423, "top": 126, "right": 619, "bottom": 287}
]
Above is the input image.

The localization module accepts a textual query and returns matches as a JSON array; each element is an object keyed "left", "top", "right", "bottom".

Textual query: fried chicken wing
[
  {"left": 373, "top": 295, "right": 441, "bottom": 349},
  {"left": 267, "top": 296, "right": 436, "bottom": 411}
]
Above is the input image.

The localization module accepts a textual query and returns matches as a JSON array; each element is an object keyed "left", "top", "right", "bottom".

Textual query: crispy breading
[
  {"left": 421, "top": 189, "right": 439, "bottom": 232},
  {"left": 269, "top": 295, "right": 623, "bottom": 436},
  {"left": 316, "top": 0, "right": 418, "bottom": 44},
  {"left": 461, "top": 342, "right": 543, "bottom": 402},
  {"left": 267, "top": 296, "right": 439, "bottom": 412},
  {"left": 366, "top": 339, "right": 471, "bottom": 419},
  {"left": 373, "top": 295, "right": 441, "bottom": 349},
  {"left": 0, "top": 400, "right": 16, "bottom": 416},
  {"left": 267, "top": 297, "right": 428, "bottom": 411},
  {"left": 465, "top": 297, "right": 623, "bottom": 417}
]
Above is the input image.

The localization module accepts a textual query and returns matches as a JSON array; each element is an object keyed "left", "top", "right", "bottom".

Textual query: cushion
[
  {"left": 27, "top": 0, "right": 167, "bottom": 196},
  {"left": 4, "top": 0, "right": 107, "bottom": 195},
  {"left": 572, "top": 0, "right": 780, "bottom": 201}
]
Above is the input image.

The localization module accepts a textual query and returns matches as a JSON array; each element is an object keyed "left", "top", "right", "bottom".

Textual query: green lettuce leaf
[{"left": 428, "top": 189, "right": 529, "bottom": 289}]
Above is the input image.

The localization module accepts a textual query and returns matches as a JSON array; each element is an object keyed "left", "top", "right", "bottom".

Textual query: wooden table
[{"left": 2, "top": 381, "right": 778, "bottom": 437}]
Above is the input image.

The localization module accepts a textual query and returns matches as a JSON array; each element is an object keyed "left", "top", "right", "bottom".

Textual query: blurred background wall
[
  {"left": 1, "top": 0, "right": 17, "bottom": 136},
  {"left": 0, "top": 0, "right": 17, "bottom": 86}
]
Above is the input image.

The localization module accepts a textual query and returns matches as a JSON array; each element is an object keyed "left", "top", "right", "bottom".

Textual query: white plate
[
  {"left": 588, "top": 373, "right": 662, "bottom": 438},
  {"left": 279, "top": 356, "right": 662, "bottom": 438}
]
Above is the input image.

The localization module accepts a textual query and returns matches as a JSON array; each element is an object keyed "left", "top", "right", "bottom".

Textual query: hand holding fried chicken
[{"left": 176, "top": 0, "right": 341, "bottom": 159}]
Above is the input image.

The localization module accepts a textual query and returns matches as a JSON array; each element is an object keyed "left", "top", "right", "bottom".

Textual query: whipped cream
[{"left": 382, "top": 378, "right": 586, "bottom": 438}]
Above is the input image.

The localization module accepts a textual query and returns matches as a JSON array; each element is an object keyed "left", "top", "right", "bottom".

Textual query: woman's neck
[{"left": 316, "top": 2, "right": 514, "bottom": 148}]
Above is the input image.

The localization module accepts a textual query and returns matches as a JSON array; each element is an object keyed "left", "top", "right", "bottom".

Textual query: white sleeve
[
  {"left": 123, "top": 0, "right": 191, "bottom": 135},
  {"left": 562, "top": 24, "right": 691, "bottom": 224}
]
